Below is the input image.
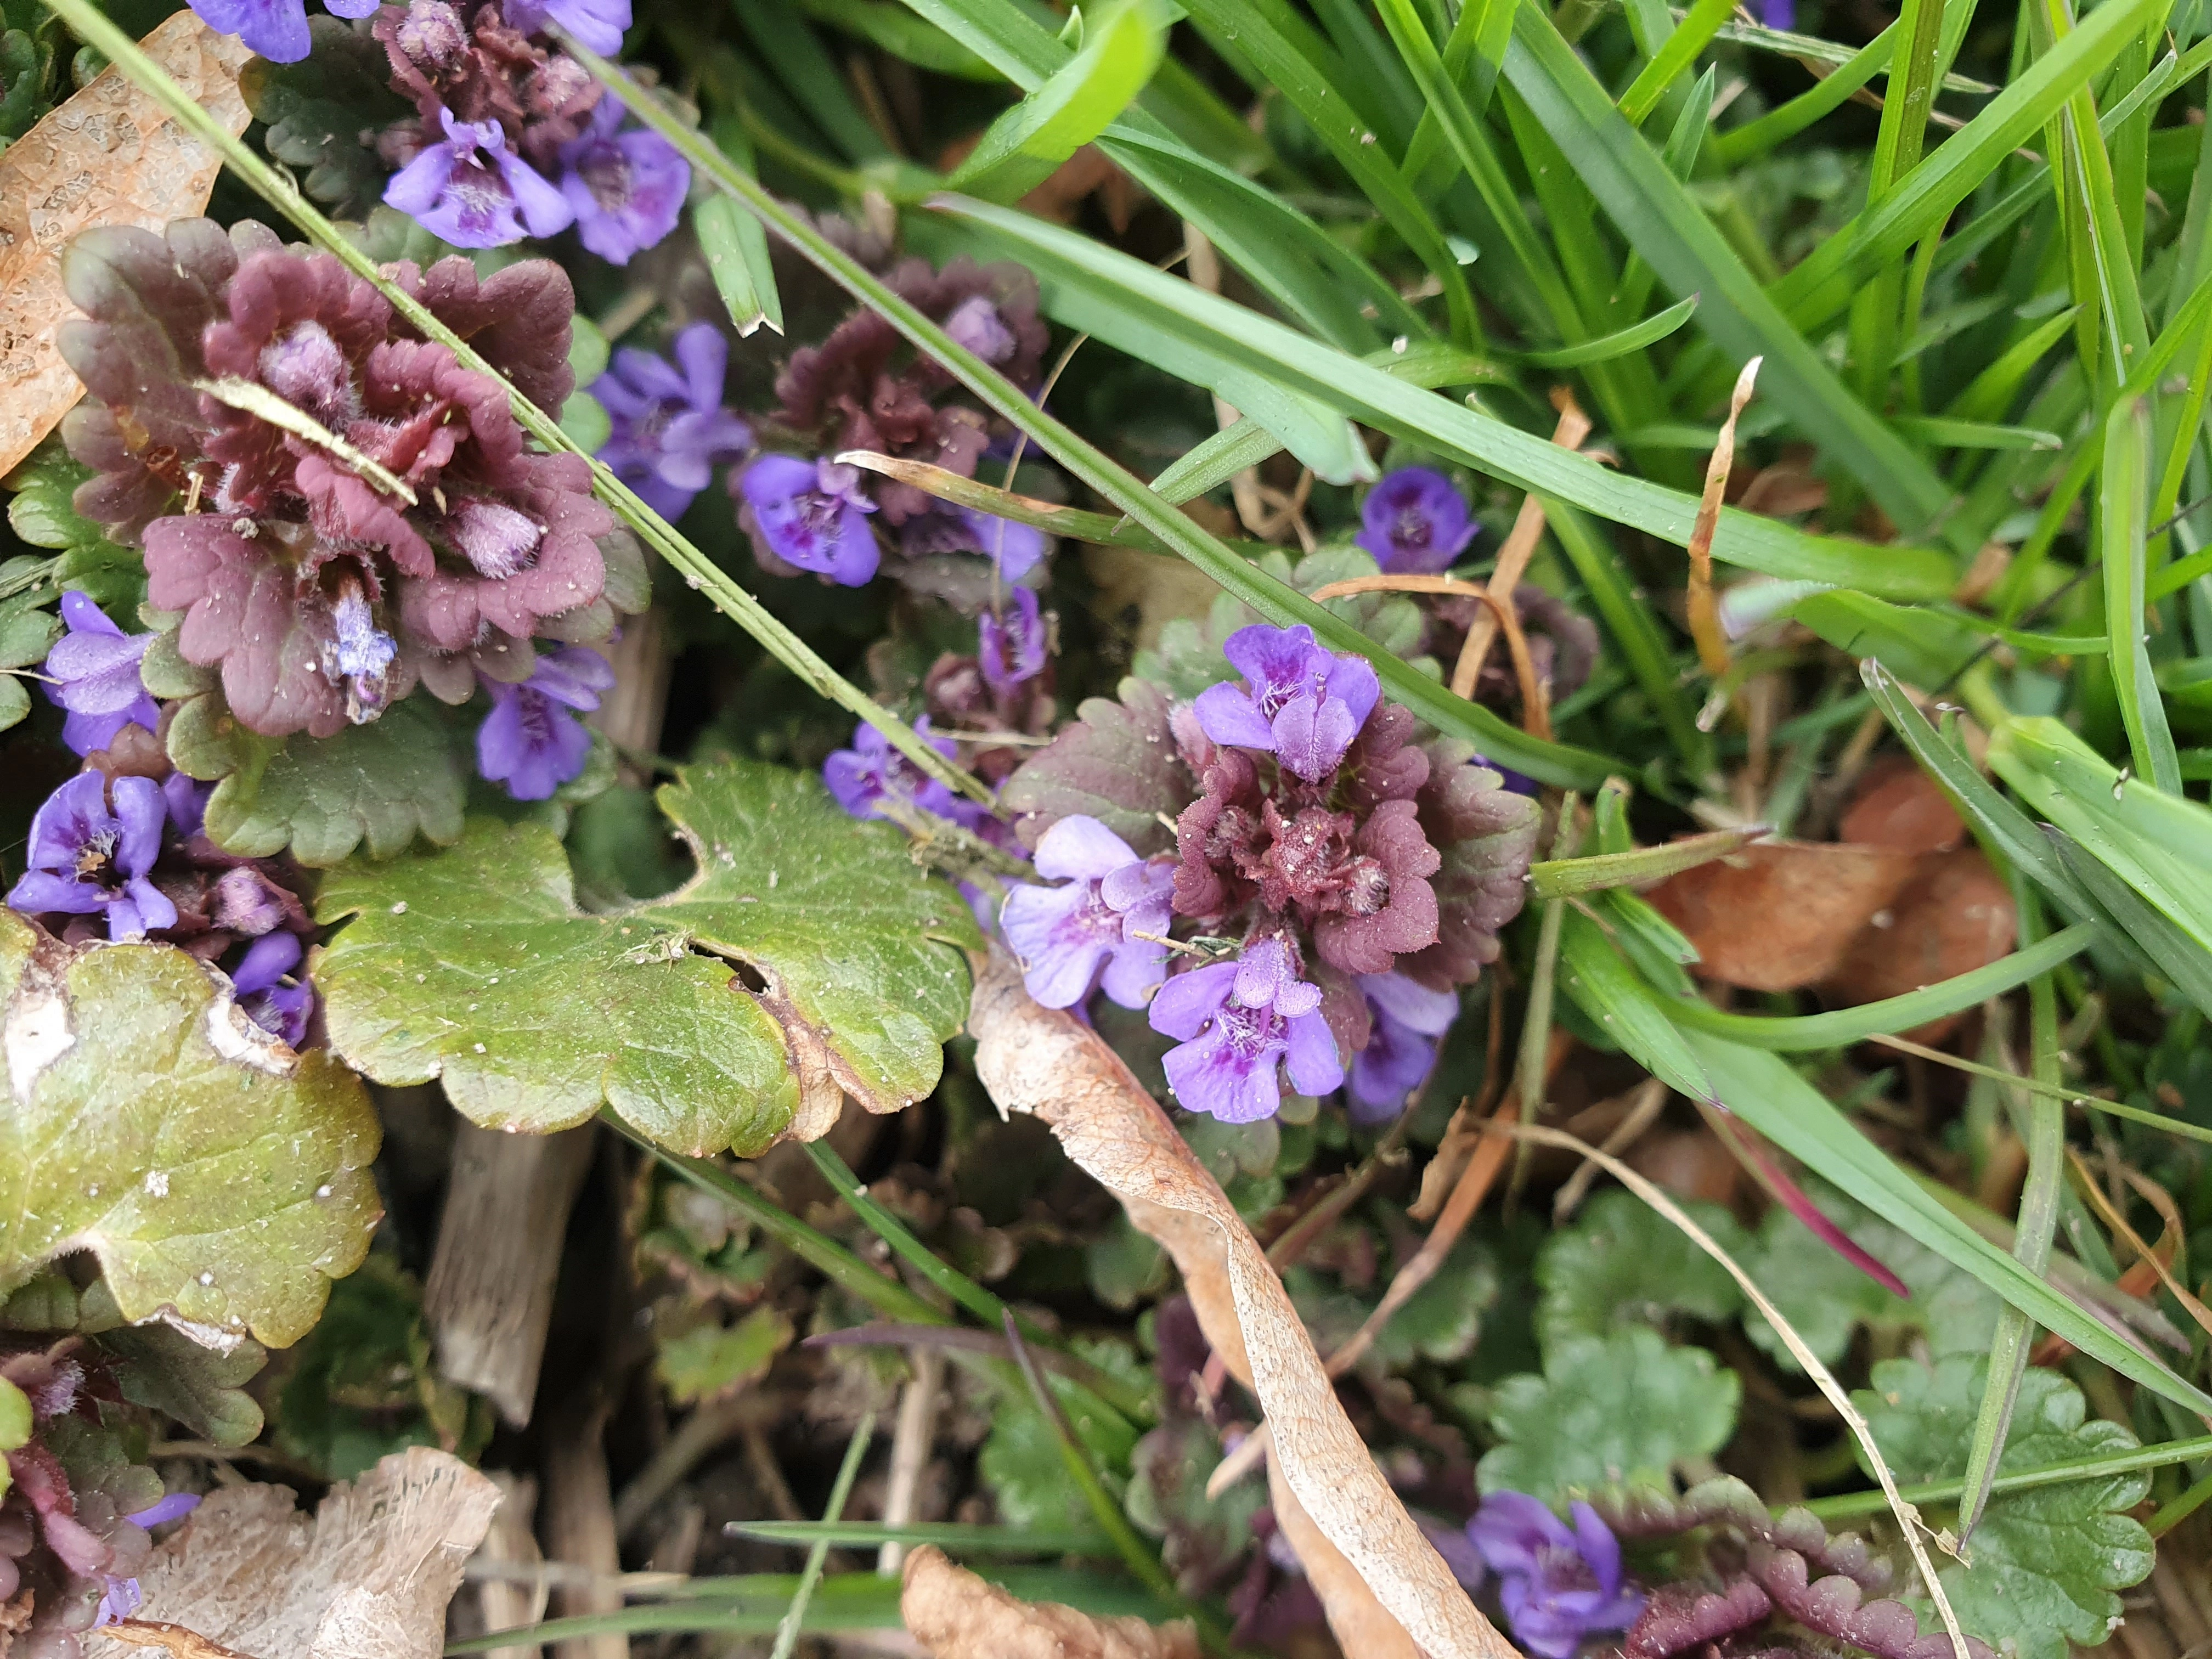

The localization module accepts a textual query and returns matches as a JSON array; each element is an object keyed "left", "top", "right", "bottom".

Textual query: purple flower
[
  {"left": 43, "top": 591, "right": 160, "bottom": 757},
  {"left": 963, "top": 508, "right": 1045, "bottom": 581},
  {"left": 1471, "top": 753, "right": 1541, "bottom": 798},
  {"left": 127, "top": 1493, "right": 202, "bottom": 1531},
  {"left": 978, "top": 587, "right": 1047, "bottom": 697},
  {"left": 594, "top": 323, "right": 753, "bottom": 521},
  {"left": 1347, "top": 970, "right": 1458, "bottom": 1124},
  {"left": 1149, "top": 937, "right": 1343, "bottom": 1123},
  {"left": 184, "top": 0, "right": 376, "bottom": 64},
  {"left": 823, "top": 716, "right": 961, "bottom": 821},
  {"left": 164, "top": 772, "right": 210, "bottom": 839},
  {"left": 1760, "top": 0, "right": 1795, "bottom": 27},
  {"left": 1193, "top": 623, "right": 1381, "bottom": 783},
  {"left": 1000, "top": 815, "right": 1174, "bottom": 1011},
  {"left": 384, "top": 108, "right": 574, "bottom": 249},
  {"left": 740, "top": 455, "right": 880, "bottom": 586},
  {"left": 503, "top": 0, "right": 630, "bottom": 53},
  {"left": 476, "top": 645, "right": 614, "bottom": 801},
  {"left": 90, "top": 1494, "right": 200, "bottom": 1632},
  {"left": 556, "top": 97, "right": 689, "bottom": 266},
  {"left": 7, "top": 772, "right": 178, "bottom": 940},
  {"left": 1466, "top": 1493, "right": 1645, "bottom": 1659},
  {"left": 229, "top": 931, "right": 314, "bottom": 1048},
  {"left": 1356, "top": 467, "right": 1479, "bottom": 576},
  {"left": 326, "top": 577, "right": 397, "bottom": 723}
]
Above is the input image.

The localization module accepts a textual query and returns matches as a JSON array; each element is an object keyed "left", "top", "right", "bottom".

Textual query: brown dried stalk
[
  {"left": 1307, "top": 573, "right": 1554, "bottom": 738},
  {"left": 1686, "top": 358, "right": 1764, "bottom": 679},
  {"left": 1449, "top": 389, "right": 1594, "bottom": 700}
]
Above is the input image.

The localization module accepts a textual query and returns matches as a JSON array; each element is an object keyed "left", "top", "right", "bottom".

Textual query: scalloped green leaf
[
  {"left": 1477, "top": 1325, "right": 1739, "bottom": 1503},
  {"left": 1535, "top": 1189, "right": 1746, "bottom": 1352},
  {"left": 1857, "top": 1357, "right": 2154, "bottom": 1659},
  {"left": 170, "top": 693, "right": 470, "bottom": 867},
  {"left": 238, "top": 15, "right": 411, "bottom": 213},
  {"left": 314, "top": 757, "right": 982, "bottom": 1156},
  {"left": 1740, "top": 1182, "right": 1999, "bottom": 1369},
  {"left": 2, "top": 441, "right": 146, "bottom": 613},
  {"left": 0, "top": 912, "right": 382, "bottom": 1348}
]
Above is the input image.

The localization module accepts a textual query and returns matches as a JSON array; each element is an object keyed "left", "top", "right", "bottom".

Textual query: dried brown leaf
[
  {"left": 1818, "top": 848, "right": 2016, "bottom": 1028},
  {"left": 967, "top": 949, "right": 1514, "bottom": 1659},
  {"left": 0, "top": 12, "right": 251, "bottom": 476},
  {"left": 88, "top": 1448, "right": 501, "bottom": 1659},
  {"left": 1837, "top": 758, "right": 1966, "bottom": 855},
  {"left": 901, "top": 1544, "right": 1199, "bottom": 1659},
  {"left": 1646, "top": 840, "right": 1919, "bottom": 991}
]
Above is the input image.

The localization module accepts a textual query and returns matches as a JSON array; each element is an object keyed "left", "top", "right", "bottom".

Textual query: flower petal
[{"left": 1032, "top": 814, "right": 1141, "bottom": 882}]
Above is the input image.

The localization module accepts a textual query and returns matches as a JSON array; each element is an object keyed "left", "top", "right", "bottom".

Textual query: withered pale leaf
[
  {"left": 88, "top": 1448, "right": 501, "bottom": 1659},
  {"left": 967, "top": 950, "right": 1514, "bottom": 1659},
  {"left": 1645, "top": 840, "right": 1918, "bottom": 992},
  {"left": 901, "top": 1544, "right": 1200, "bottom": 1659},
  {"left": 0, "top": 12, "right": 251, "bottom": 476}
]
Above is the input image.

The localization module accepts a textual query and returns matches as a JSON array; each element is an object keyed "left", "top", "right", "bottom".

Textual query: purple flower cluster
[
  {"left": 1357, "top": 467, "right": 1480, "bottom": 575},
  {"left": 9, "top": 773, "right": 176, "bottom": 941},
  {"left": 1463, "top": 1493, "right": 1646, "bottom": 1659},
  {"left": 1001, "top": 816, "right": 1174, "bottom": 1010},
  {"left": 476, "top": 645, "right": 614, "bottom": 800},
  {"left": 42, "top": 594, "right": 158, "bottom": 757},
  {"left": 1194, "top": 623, "right": 1381, "bottom": 782},
  {"left": 1149, "top": 937, "right": 1342, "bottom": 1123},
  {"left": 595, "top": 323, "right": 754, "bottom": 522}
]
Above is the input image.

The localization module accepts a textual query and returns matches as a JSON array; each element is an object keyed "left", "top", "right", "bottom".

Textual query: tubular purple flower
[
  {"left": 556, "top": 97, "right": 689, "bottom": 266},
  {"left": 43, "top": 591, "right": 160, "bottom": 757},
  {"left": 1467, "top": 1493, "right": 1645, "bottom": 1659},
  {"left": 7, "top": 773, "right": 178, "bottom": 940},
  {"left": 326, "top": 578, "right": 398, "bottom": 723},
  {"left": 944, "top": 295, "right": 1018, "bottom": 364},
  {"left": 1356, "top": 466, "right": 1479, "bottom": 575},
  {"left": 384, "top": 108, "right": 575, "bottom": 249},
  {"left": 963, "top": 507, "right": 1045, "bottom": 581},
  {"left": 1149, "top": 938, "right": 1342, "bottom": 1123},
  {"left": 1000, "top": 815, "right": 1175, "bottom": 1010},
  {"left": 1193, "top": 623, "right": 1381, "bottom": 782},
  {"left": 185, "top": 0, "right": 377, "bottom": 64},
  {"left": 823, "top": 717, "right": 961, "bottom": 821},
  {"left": 740, "top": 455, "right": 881, "bottom": 586},
  {"left": 1347, "top": 971, "right": 1458, "bottom": 1123},
  {"left": 475, "top": 645, "right": 614, "bottom": 801},
  {"left": 594, "top": 323, "right": 753, "bottom": 521},
  {"left": 126, "top": 1493, "right": 203, "bottom": 1532},
  {"left": 503, "top": 0, "right": 630, "bottom": 53},
  {"left": 978, "top": 586, "right": 1047, "bottom": 697},
  {"left": 1760, "top": 0, "right": 1795, "bottom": 27},
  {"left": 229, "top": 932, "right": 314, "bottom": 1048}
]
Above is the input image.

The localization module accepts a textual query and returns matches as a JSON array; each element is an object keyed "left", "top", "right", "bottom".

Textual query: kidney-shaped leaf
[
  {"left": 0, "top": 912, "right": 381, "bottom": 1348},
  {"left": 314, "top": 757, "right": 983, "bottom": 1156}
]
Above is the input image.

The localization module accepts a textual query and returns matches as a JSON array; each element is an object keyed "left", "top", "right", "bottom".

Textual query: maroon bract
[
  {"left": 374, "top": 0, "right": 600, "bottom": 172},
  {"left": 58, "top": 218, "right": 639, "bottom": 739}
]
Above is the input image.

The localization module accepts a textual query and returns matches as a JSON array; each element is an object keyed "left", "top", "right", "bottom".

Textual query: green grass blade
[
  {"left": 1500, "top": 3, "right": 1960, "bottom": 540},
  {"left": 1889, "top": 416, "right": 2066, "bottom": 450},
  {"left": 794, "top": 0, "right": 1002, "bottom": 76},
  {"left": 2049, "top": 828, "right": 2212, "bottom": 1019},
  {"left": 1657, "top": 926, "right": 2095, "bottom": 1050},
  {"left": 1800, "top": 1431, "right": 2212, "bottom": 1521},
  {"left": 698, "top": 120, "right": 783, "bottom": 336},
  {"left": 1617, "top": 0, "right": 1730, "bottom": 125},
  {"left": 947, "top": 0, "right": 1169, "bottom": 200},
  {"left": 769, "top": 1412, "right": 875, "bottom": 1659},
  {"left": 1505, "top": 292, "right": 1700, "bottom": 366},
  {"left": 1943, "top": 307, "right": 2079, "bottom": 422},
  {"left": 1180, "top": 0, "right": 1482, "bottom": 343},
  {"left": 1530, "top": 825, "right": 1767, "bottom": 897},
  {"left": 2103, "top": 397, "right": 2183, "bottom": 793},
  {"left": 930, "top": 196, "right": 1957, "bottom": 597},
  {"left": 1545, "top": 500, "right": 1710, "bottom": 772},
  {"left": 1708, "top": 24, "right": 1896, "bottom": 166},
  {"left": 729, "top": 0, "right": 889, "bottom": 162},
  {"left": 731, "top": 1521, "right": 1111, "bottom": 1553}
]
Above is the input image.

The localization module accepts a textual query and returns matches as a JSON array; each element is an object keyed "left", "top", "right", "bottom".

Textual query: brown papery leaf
[
  {"left": 901, "top": 1544, "right": 1200, "bottom": 1659},
  {"left": 0, "top": 12, "right": 250, "bottom": 476},
  {"left": 1646, "top": 840, "right": 1919, "bottom": 992},
  {"left": 1836, "top": 757, "right": 1966, "bottom": 855},
  {"left": 967, "top": 949, "right": 1515, "bottom": 1659},
  {"left": 89, "top": 1448, "right": 501, "bottom": 1659}
]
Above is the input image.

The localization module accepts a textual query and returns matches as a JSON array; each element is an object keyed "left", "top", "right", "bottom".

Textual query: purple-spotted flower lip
[
  {"left": 1356, "top": 466, "right": 1479, "bottom": 576},
  {"left": 1148, "top": 936, "right": 1343, "bottom": 1123},
  {"left": 1000, "top": 815, "right": 1174, "bottom": 1011},
  {"left": 475, "top": 645, "right": 614, "bottom": 802},
  {"left": 556, "top": 95, "right": 689, "bottom": 267},
  {"left": 594, "top": 322, "right": 753, "bottom": 522},
  {"left": 1193, "top": 623, "right": 1381, "bottom": 783},
  {"left": 43, "top": 590, "right": 161, "bottom": 758},
  {"left": 978, "top": 586, "right": 1047, "bottom": 698},
  {"left": 1468, "top": 1492, "right": 1645, "bottom": 1659},
  {"left": 1347, "top": 970, "right": 1458, "bottom": 1124},
  {"left": 7, "top": 772, "right": 178, "bottom": 941},
  {"left": 740, "top": 454, "right": 881, "bottom": 587},
  {"left": 383, "top": 108, "right": 575, "bottom": 250},
  {"left": 184, "top": 0, "right": 377, "bottom": 64}
]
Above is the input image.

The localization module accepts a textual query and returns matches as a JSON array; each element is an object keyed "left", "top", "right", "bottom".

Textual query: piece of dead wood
[
  {"left": 900, "top": 1544, "right": 1198, "bottom": 1659},
  {"left": 425, "top": 1121, "right": 597, "bottom": 1427},
  {"left": 0, "top": 12, "right": 250, "bottom": 476},
  {"left": 97, "top": 1624, "right": 251, "bottom": 1659},
  {"left": 466, "top": 1473, "right": 547, "bottom": 1659},
  {"left": 543, "top": 1402, "right": 624, "bottom": 1659},
  {"left": 88, "top": 1447, "right": 500, "bottom": 1659},
  {"left": 966, "top": 949, "right": 1514, "bottom": 1659}
]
